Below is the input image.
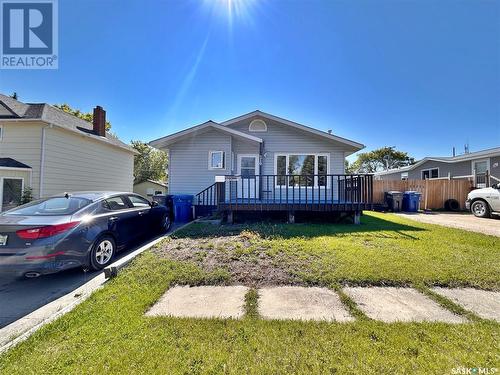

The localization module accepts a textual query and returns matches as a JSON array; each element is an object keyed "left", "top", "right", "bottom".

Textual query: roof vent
[{"left": 249, "top": 119, "right": 267, "bottom": 132}]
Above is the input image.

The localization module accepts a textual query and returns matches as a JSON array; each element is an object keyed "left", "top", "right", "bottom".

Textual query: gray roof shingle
[{"left": 0, "top": 94, "right": 136, "bottom": 154}]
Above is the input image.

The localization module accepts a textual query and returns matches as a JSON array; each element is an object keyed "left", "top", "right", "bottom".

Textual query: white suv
[{"left": 465, "top": 183, "right": 500, "bottom": 218}]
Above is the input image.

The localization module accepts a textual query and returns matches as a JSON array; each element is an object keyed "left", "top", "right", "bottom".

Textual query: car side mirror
[
  {"left": 151, "top": 201, "right": 159, "bottom": 207},
  {"left": 493, "top": 183, "right": 500, "bottom": 190}
]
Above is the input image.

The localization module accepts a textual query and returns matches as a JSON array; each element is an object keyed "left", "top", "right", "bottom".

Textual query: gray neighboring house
[
  {"left": 0, "top": 94, "right": 137, "bottom": 211},
  {"left": 374, "top": 147, "right": 500, "bottom": 188},
  {"left": 150, "top": 110, "right": 370, "bottom": 221}
]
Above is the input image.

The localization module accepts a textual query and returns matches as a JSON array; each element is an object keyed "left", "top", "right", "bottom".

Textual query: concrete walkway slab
[
  {"left": 432, "top": 287, "right": 500, "bottom": 321},
  {"left": 344, "top": 287, "right": 465, "bottom": 323},
  {"left": 145, "top": 285, "right": 248, "bottom": 319},
  {"left": 258, "top": 286, "right": 353, "bottom": 322}
]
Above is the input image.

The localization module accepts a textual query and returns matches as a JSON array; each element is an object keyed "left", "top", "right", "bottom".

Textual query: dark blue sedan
[{"left": 0, "top": 192, "right": 171, "bottom": 278}]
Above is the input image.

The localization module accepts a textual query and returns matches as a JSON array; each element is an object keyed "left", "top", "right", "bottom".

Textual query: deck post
[
  {"left": 354, "top": 211, "right": 361, "bottom": 225},
  {"left": 227, "top": 211, "right": 234, "bottom": 224},
  {"left": 287, "top": 211, "right": 295, "bottom": 224}
]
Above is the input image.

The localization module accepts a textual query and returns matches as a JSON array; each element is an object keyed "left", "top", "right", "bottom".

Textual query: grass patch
[
  {"left": 244, "top": 288, "right": 259, "bottom": 319},
  {"left": 330, "top": 283, "right": 369, "bottom": 321},
  {"left": 414, "top": 284, "right": 483, "bottom": 323},
  {"left": 170, "top": 212, "right": 500, "bottom": 289},
  {"left": 1, "top": 252, "right": 498, "bottom": 374}
]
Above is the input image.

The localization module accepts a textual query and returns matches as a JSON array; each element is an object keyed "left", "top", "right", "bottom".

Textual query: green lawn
[
  {"left": 170, "top": 211, "right": 500, "bottom": 289},
  {"left": 1, "top": 212, "right": 499, "bottom": 374}
]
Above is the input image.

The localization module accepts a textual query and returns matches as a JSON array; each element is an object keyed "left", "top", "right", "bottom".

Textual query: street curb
[{"left": 0, "top": 221, "right": 193, "bottom": 354}]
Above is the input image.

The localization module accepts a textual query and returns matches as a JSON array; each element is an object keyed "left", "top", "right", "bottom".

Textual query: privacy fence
[{"left": 373, "top": 178, "right": 474, "bottom": 210}]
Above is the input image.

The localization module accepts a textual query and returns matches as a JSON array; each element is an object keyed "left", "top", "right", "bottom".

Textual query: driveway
[
  {"left": 0, "top": 230, "right": 174, "bottom": 329},
  {"left": 396, "top": 212, "right": 500, "bottom": 237}
]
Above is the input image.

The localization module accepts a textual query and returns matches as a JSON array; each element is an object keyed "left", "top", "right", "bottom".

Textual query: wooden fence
[{"left": 373, "top": 178, "right": 474, "bottom": 210}]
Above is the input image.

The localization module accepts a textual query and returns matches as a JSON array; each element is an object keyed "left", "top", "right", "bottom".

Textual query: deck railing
[{"left": 196, "top": 174, "right": 373, "bottom": 212}]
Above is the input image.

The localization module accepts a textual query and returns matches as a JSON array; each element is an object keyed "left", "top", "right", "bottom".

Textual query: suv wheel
[
  {"left": 471, "top": 200, "right": 490, "bottom": 218},
  {"left": 89, "top": 236, "right": 115, "bottom": 270}
]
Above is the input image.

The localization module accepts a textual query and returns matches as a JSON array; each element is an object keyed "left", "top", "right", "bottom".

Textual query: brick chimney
[{"left": 92, "top": 106, "right": 106, "bottom": 137}]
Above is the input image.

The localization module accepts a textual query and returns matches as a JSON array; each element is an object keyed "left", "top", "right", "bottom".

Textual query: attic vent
[{"left": 249, "top": 119, "right": 267, "bottom": 132}]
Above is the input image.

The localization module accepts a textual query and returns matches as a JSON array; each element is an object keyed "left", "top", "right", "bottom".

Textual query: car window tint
[
  {"left": 128, "top": 195, "right": 150, "bottom": 208},
  {"left": 104, "top": 196, "right": 129, "bottom": 211}
]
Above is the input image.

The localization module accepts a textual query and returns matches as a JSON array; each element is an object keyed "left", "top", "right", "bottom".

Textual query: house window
[
  {"left": 209, "top": 151, "right": 225, "bottom": 169},
  {"left": 249, "top": 119, "right": 267, "bottom": 132},
  {"left": 0, "top": 125, "right": 3, "bottom": 141},
  {"left": 146, "top": 188, "right": 154, "bottom": 196},
  {"left": 275, "top": 153, "right": 329, "bottom": 187},
  {"left": 421, "top": 168, "right": 438, "bottom": 179},
  {"left": 401, "top": 172, "right": 408, "bottom": 181},
  {"left": 2, "top": 178, "right": 23, "bottom": 211}
]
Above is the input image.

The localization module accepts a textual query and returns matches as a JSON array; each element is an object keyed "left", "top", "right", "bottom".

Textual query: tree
[
  {"left": 54, "top": 104, "right": 112, "bottom": 131},
  {"left": 347, "top": 146, "right": 415, "bottom": 173},
  {"left": 131, "top": 140, "right": 168, "bottom": 183}
]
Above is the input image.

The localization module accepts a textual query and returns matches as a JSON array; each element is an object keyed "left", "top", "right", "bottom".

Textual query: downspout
[
  {"left": 39, "top": 124, "right": 52, "bottom": 198},
  {"left": 259, "top": 141, "right": 264, "bottom": 198}
]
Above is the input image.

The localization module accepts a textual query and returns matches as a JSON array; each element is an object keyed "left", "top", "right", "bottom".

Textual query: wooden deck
[{"left": 195, "top": 174, "right": 374, "bottom": 218}]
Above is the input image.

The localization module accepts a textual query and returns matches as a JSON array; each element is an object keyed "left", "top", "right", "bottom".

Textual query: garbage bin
[
  {"left": 172, "top": 195, "right": 193, "bottom": 222},
  {"left": 384, "top": 191, "right": 403, "bottom": 212},
  {"left": 402, "top": 191, "right": 421, "bottom": 212}
]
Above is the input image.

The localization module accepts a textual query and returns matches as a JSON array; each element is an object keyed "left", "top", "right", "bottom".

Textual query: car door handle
[
  {"left": 109, "top": 216, "right": 119, "bottom": 223},
  {"left": 138, "top": 211, "right": 147, "bottom": 216}
]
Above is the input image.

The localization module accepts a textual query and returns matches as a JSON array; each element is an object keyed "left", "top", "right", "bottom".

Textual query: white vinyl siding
[
  {"left": 168, "top": 128, "right": 231, "bottom": 195},
  {"left": 42, "top": 127, "right": 134, "bottom": 196},
  {"left": 0, "top": 122, "right": 42, "bottom": 197}
]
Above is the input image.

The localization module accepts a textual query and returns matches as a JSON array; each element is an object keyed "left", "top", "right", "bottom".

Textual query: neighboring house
[
  {"left": 133, "top": 179, "right": 167, "bottom": 201},
  {"left": 0, "top": 94, "right": 137, "bottom": 211},
  {"left": 373, "top": 147, "right": 500, "bottom": 188},
  {"left": 150, "top": 110, "right": 370, "bottom": 222}
]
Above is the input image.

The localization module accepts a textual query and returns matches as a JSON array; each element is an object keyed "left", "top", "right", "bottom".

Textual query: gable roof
[
  {"left": 0, "top": 94, "right": 137, "bottom": 154},
  {"left": 374, "top": 146, "right": 500, "bottom": 176},
  {"left": 134, "top": 179, "right": 168, "bottom": 187},
  {"left": 221, "top": 110, "right": 364, "bottom": 150},
  {"left": 149, "top": 120, "right": 263, "bottom": 148}
]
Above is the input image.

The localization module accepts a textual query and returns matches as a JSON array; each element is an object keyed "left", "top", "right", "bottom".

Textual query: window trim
[
  {"left": 208, "top": 150, "right": 225, "bottom": 170},
  {"left": 273, "top": 152, "right": 330, "bottom": 188},
  {"left": 421, "top": 168, "right": 439, "bottom": 180},
  {"left": 248, "top": 119, "right": 267, "bottom": 132},
  {"left": 0, "top": 177, "right": 24, "bottom": 212},
  {"left": 0, "top": 125, "right": 3, "bottom": 141}
]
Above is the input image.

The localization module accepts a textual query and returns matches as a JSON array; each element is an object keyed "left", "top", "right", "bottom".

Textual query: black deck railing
[{"left": 196, "top": 174, "right": 373, "bottom": 212}]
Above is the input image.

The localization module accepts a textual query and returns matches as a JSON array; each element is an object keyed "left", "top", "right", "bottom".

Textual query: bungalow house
[
  {"left": 373, "top": 147, "right": 500, "bottom": 188},
  {"left": 149, "top": 110, "right": 372, "bottom": 222},
  {"left": 0, "top": 94, "right": 137, "bottom": 211}
]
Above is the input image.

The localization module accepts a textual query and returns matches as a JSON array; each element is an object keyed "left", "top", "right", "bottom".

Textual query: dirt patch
[{"left": 153, "top": 231, "right": 301, "bottom": 287}]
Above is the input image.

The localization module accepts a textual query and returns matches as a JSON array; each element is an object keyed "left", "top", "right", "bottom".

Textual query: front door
[
  {"left": 237, "top": 154, "right": 259, "bottom": 199},
  {"left": 473, "top": 160, "right": 489, "bottom": 188}
]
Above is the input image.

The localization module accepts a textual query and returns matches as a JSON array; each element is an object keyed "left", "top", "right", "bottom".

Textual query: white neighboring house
[
  {"left": 133, "top": 179, "right": 167, "bottom": 201},
  {"left": 0, "top": 94, "right": 137, "bottom": 211}
]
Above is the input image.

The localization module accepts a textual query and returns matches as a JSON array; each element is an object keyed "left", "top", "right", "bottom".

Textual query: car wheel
[
  {"left": 161, "top": 214, "right": 172, "bottom": 233},
  {"left": 471, "top": 200, "right": 490, "bottom": 218},
  {"left": 89, "top": 236, "right": 115, "bottom": 271}
]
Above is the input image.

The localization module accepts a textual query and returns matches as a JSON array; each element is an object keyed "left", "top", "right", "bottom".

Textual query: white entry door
[{"left": 237, "top": 154, "right": 259, "bottom": 199}]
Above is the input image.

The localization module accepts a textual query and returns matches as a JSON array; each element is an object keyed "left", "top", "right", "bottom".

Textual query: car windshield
[{"left": 5, "top": 196, "right": 92, "bottom": 216}]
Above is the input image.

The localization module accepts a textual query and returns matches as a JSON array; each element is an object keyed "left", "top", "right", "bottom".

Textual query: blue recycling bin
[
  {"left": 402, "top": 191, "right": 421, "bottom": 212},
  {"left": 172, "top": 195, "right": 193, "bottom": 222}
]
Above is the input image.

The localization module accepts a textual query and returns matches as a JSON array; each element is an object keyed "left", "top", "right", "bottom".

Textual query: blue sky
[{"left": 1, "top": 0, "right": 499, "bottom": 160}]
